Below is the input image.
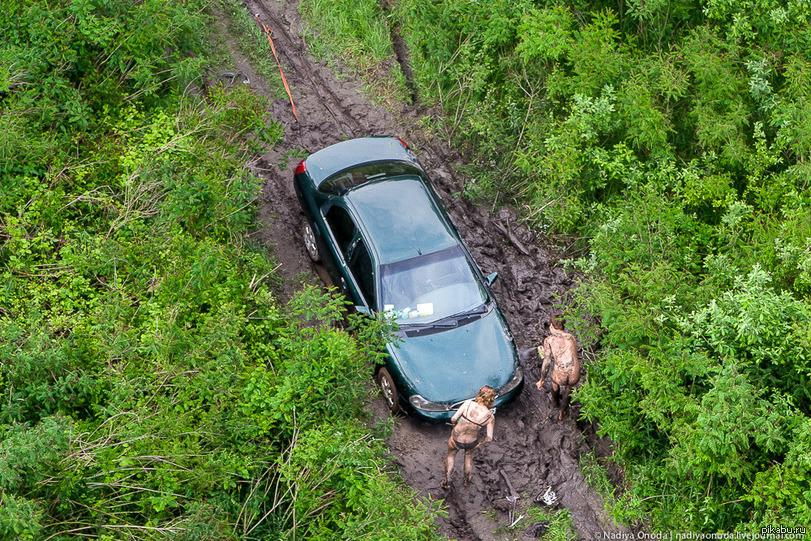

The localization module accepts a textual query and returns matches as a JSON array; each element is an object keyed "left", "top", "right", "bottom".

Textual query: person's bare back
[
  {"left": 536, "top": 314, "right": 581, "bottom": 420},
  {"left": 543, "top": 329, "right": 580, "bottom": 387},
  {"left": 451, "top": 399, "right": 493, "bottom": 446},
  {"left": 441, "top": 386, "right": 495, "bottom": 489}
]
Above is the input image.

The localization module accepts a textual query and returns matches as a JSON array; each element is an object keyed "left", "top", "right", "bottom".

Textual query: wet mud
[{"left": 234, "top": 0, "right": 630, "bottom": 538}]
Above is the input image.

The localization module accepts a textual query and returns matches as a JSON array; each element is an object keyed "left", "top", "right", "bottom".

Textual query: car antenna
[{"left": 404, "top": 210, "right": 422, "bottom": 256}]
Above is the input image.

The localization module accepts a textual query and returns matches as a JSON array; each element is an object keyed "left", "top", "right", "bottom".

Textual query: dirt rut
[{"left": 236, "top": 0, "right": 628, "bottom": 538}]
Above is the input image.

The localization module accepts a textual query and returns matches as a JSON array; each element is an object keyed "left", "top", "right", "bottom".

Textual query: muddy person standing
[
  {"left": 536, "top": 313, "right": 581, "bottom": 421},
  {"left": 441, "top": 386, "right": 495, "bottom": 489}
]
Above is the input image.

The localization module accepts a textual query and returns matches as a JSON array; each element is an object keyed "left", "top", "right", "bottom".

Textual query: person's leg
[
  {"left": 551, "top": 381, "right": 561, "bottom": 409},
  {"left": 559, "top": 384, "right": 571, "bottom": 420},
  {"left": 463, "top": 448, "right": 475, "bottom": 486},
  {"left": 442, "top": 438, "right": 458, "bottom": 489}
]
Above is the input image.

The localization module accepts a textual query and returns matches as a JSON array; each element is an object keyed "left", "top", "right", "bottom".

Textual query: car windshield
[{"left": 379, "top": 245, "right": 488, "bottom": 324}]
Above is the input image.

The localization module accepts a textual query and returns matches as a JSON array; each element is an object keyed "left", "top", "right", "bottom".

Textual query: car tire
[
  {"left": 377, "top": 367, "right": 400, "bottom": 415},
  {"left": 302, "top": 219, "right": 320, "bottom": 262}
]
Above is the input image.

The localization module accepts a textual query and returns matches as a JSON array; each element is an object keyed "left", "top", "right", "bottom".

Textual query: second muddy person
[
  {"left": 441, "top": 386, "right": 496, "bottom": 489},
  {"left": 536, "top": 313, "right": 581, "bottom": 421}
]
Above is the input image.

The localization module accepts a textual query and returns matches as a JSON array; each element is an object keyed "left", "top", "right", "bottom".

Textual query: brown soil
[{"left": 233, "top": 1, "right": 631, "bottom": 539}]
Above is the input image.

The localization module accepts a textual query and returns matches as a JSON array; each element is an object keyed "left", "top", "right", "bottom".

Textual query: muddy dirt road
[{"left": 234, "top": 0, "right": 628, "bottom": 538}]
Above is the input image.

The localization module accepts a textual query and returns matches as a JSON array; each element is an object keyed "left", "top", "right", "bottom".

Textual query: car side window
[
  {"left": 324, "top": 205, "right": 356, "bottom": 258},
  {"left": 349, "top": 239, "right": 375, "bottom": 307}
]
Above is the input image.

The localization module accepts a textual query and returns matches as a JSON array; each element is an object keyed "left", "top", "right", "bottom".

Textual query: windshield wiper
[
  {"left": 447, "top": 303, "right": 490, "bottom": 321},
  {"left": 406, "top": 305, "right": 488, "bottom": 330},
  {"left": 397, "top": 304, "right": 491, "bottom": 334},
  {"left": 401, "top": 319, "right": 458, "bottom": 329},
  {"left": 400, "top": 319, "right": 458, "bottom": 337},
  {"left": 463, "top": 304, "right": 489, "bottom": 316}
]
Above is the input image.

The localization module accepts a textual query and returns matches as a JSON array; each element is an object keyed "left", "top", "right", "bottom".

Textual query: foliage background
[
  {"left": 383, "top": 0, "right": 811, "bottom": 531},
  {"left": 282, "top": 0, "right": 811, "bottom": 530},
  {"left": 4, "top": 0, "right": 811, "bottom": 535},
  {"left": 0, "top": 0, "right": 442, "bottom": 539}
]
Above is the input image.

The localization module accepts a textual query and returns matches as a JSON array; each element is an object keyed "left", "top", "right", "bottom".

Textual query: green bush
[
  {"left": 0, "top": 493, "right": 43, "bottom": 541},
  {"left": 576, "top": 265, "right": 811, "bottom": 530},
  {"left": 0, "top": 0, "right": 444, "bottom": 538},
  {"left": 278, "top": 423, "right": 442, "bottom": 540},
  {"left": 384, "top": 0, "right": 811, "bottom": 530}
]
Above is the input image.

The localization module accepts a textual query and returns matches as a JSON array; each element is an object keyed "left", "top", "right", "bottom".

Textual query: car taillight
[
  {"left": 397, "top": 137, "right": 408, "bottom": 149},
  {"left": 294, "top": 159, "right": 307, "bottom": 175}
]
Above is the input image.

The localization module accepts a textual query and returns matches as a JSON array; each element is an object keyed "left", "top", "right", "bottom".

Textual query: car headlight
[
  {"left": 497, "top": 364, "right": 524, "bottom": 396},
  {"left": 409, "top": 394, "right": 453, "bottom": 412}
]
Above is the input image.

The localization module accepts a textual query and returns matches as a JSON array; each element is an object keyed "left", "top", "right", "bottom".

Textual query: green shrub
[
  {"left": 577, "top": 266, "right": 811, "bottom": 530},
  {"left": 279, "top": 423, "right": 442, "bottom": 540},
  {"left": 0, "top": 493, "right": 43, "bottom": 541},
  {"left": 378, "top": 0, "right": 811, "bottom": 527},
  {"left": 0, "top": 1, "right": 443, "bottom": 537}
]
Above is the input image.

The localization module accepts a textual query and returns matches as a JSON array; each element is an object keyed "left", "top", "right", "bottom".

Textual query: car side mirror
[{"left": 486, "top": 272, "right": 499, "bottom": 286}]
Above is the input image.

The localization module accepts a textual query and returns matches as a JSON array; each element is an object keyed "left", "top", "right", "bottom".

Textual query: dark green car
[{"left": 293, "top": 136, "right": 524, "bottom": 420}]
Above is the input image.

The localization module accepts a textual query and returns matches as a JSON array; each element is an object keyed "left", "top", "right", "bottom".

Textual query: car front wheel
[
  {"left": 302, "top": 220, "right": 320, "bottom": 262},
  {"left": 377, "top": 367, "right": 400, "bottom": 415}
]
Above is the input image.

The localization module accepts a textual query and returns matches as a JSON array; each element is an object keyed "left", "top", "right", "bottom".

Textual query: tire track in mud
[
  {"left": 238, "top": 1, "right": 630, "bottom": 539},
  {"left": 240, "top": 0, "right": 396, "bottom": 292},
  {"left": 245, "top": 0, "right": 357, "bottom": 139},
  {"left": 379, "top": 0, "right": 419, "bottom": 104}
]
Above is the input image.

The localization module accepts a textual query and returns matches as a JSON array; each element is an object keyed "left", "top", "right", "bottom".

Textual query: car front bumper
[{"left": 407, "top": 365, "right": 525, "bottom": 421}]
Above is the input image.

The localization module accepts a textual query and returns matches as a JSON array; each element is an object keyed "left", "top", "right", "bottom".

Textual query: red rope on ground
[{"left": 255, "top": 14, "right": 299, "bottom": 123}]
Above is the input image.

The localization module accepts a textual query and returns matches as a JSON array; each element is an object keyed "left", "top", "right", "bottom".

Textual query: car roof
[
  {"left": 305, "top": 136, "right": 421, "bottom": 189},
  {"left": 345, "top": 177, "right": 459, "bottom": 265}
]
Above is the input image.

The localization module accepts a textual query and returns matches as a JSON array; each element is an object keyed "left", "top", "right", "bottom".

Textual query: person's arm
[
  {"left": 569, "top": 335, "right": 581, "bottom": 380},
  {"left": 482, "top": 415, "right": 495, "bottom": 445},
  {"left": 451, "top": 401, "right": 466, "bottom": 424},
  {"left": 536, "top": 337, "right": 553, "bottom": 389}
]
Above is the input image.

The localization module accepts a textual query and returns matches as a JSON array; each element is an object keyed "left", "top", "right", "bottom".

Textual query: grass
[
  {"left": 481, "top": 502, "right": 577, "bottom": 540},
  {"left": 526, "top": 506, "right": 578, "bottom": 541},
  {"left": 579, "top": 450, "right": 618, "bottom": 503},
  {"left": 482, "top": 508, "right": 499, "bottom": 523},
  {"left": 299, "top": 0, "right": 392, "bottom": 66},
  {"left": 579, "top": 450, "right": 647, "bottom": 530},
  {"left": 211, "top": 0, "right": 288, "bottom": 100},
  {"left": 298, "top": 0, "right": 411, "bottom": 105}
]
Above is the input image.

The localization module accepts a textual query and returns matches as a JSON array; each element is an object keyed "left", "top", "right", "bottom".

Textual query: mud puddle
[{"left": 231, "top": 0, "right": 629, "bottom": 538}]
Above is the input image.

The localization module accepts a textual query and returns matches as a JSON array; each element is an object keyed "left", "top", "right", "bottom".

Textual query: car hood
[{"left": 387, "top": 309, "right": 518, "bottom": 404}]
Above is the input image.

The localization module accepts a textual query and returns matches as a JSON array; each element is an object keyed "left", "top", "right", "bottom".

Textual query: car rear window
[{"left": 320, "top": 162, "right": 423, "bottom": 195}]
